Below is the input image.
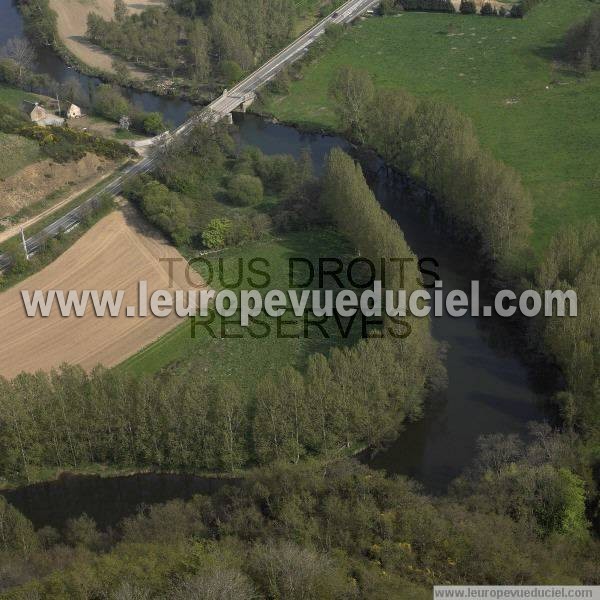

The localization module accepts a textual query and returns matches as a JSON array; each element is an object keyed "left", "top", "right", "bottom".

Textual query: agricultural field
[
  {"left": 266, "top": 0, "right": 600, "bottom": 251},
  {"left": 0, "top": 203, "right": 204, "bottom": 378},
  {"left": 0, "top": 85, "right": 42, "bottom": 107}
]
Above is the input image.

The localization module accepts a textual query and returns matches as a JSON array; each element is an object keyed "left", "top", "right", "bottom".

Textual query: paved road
[{"left": 0, "top": 0, "right": 379, "bottom": 271}]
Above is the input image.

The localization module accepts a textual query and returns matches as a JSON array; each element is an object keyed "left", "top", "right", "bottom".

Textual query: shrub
[
  {"left": 142, "top": 112, "right": 166, "bottom": 135},
  {"left": 227, "top": 174, "right": 264, "bottom": 206},
  {"left": 202, "top": 218, "right": 232, "bottom": 249}
]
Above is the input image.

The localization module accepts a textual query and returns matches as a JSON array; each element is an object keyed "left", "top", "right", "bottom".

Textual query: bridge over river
[{"left": 0, "top": 0, "right": 379, "bottom": 271}]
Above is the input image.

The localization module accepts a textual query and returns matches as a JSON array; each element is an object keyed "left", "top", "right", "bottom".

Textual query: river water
[{"left": 0, "top": 0, "right": 547, "bottom": 525}]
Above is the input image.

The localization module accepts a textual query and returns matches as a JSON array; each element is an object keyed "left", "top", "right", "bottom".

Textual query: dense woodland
[
  {"left": 0, "top": 4, "right": 598, "bottom": 593},
  {"left": 86, "top": 0, "right": 333, "bottom": 84},
  {"left": 1, "top": 429, "right": 599, "bottom": 596},
  {"left": 0, "top": 117, "right": 598, "bottom": 593}
]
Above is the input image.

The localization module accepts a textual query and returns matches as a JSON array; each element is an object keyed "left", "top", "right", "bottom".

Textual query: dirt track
[
  {"left": 0, "top": 203, "right": 204, "bottom": 379},
  {"left": 49, "top": 0, "right": 163, "bottom": 78}
]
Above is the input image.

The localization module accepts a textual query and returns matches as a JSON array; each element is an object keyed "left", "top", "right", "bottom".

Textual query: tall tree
[{"left": 0, "top": 37, "right": 36, "bottom": 82}]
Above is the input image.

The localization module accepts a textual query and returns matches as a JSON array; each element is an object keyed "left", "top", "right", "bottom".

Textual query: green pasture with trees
[{"left": 263, "top": 0, "right": 600, "bottom": 253}]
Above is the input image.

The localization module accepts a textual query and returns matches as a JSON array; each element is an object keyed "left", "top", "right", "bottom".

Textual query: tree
[
  {"left": 220, "top": 60, "right": 243, "bottom": 85},
  {"left": 329, "top": 65, "right": 374, "bottom": 142},
  {"left": 227, "top": 174, "right": 264, "bottom": 206},
  {"left": 0, "top": 497, "right": 37, "bottom": 557},
  {"left": 112, "top": 58, "right": 130, "bottom": 83},
  {"left": 186, "top": 20, "right": 211, "bottom": 81},
  {"left": 93, "top": 84, "right": 130, "bottom": 121},
  {"left": 114, "top": 0, "right": 128, "bottom": 22},
  {"left": 64, "top": 514, "right": 103, "bottom": 550},
  {"left": 142, "top": 112, "right": 166, "bottom": 135},
  {"left": 210, "top": 383, "right": 248, "bottom": 470},
  {"left": 0, "top": 37, "right": 36, "bottom": 82}
]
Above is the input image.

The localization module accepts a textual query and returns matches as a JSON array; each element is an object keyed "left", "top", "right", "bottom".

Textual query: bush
[
  {"left": 202, "top": 218, "right": 232, "bottom": 249},
  {"left": 227, "top": 174, "right": 264, "bottom": 206},
  {"left": 225, "top": 214, "right": 272, "bottom": 246},
  {"left": 142, "top": 111, "right": 166, "bottom": 135}
]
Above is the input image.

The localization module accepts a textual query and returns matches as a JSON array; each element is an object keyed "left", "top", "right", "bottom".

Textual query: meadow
[
  {"left": 0, "top": 87, "right": 44, "bottom": 179},
  {"left": 120, "top": 228, "right": 361, "bottom": 387},
  {"left": 265, "top": 0, "right": 600, "bottom": 251}
]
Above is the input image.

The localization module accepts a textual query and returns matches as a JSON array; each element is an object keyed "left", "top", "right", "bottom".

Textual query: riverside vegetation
[
  {"left": 0, "top": 1, "right": 598, "bottom": 595},
  {"left": 0, "top": 118, "right": 598, "bottom": 595},
  {"left": 263, "top": 0, "right": 600, "bottom": 252},
  {"left": 0, "top": 122, "right": 441, "bottom": 483},
  {"left": 0, "top": 428, "right": 599, "bottom": 597}
]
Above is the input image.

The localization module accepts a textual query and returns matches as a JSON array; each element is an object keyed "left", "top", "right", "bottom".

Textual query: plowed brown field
[{"left": 0, "top": 203, "right": 204, "bottom": 379}]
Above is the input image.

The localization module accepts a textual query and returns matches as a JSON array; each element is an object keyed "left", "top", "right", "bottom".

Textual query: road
[{"left": 0, "top": 0, "right": 379, "bottom": 271}]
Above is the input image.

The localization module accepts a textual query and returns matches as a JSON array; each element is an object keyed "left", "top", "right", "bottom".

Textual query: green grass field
[
  {"left": 0, "top": 133, "right": 41, "bottom": 180},
  {"left": 121, "top": 228, "right": 361, "bottom": 385},
  {"left": 266, "top": 0, "right": 600, "bottom": 251},
  {"left": 0, "top": 86, "right": 46, "bottom": 179},
  {"left": 0, "top": 85, "right": 43, "bottom": 108}
]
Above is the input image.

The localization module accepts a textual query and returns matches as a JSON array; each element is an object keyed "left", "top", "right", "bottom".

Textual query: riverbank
[
  {"left": 262, "top": 0, "right": 600, "bottom": 254},
  {"left": 48, "top": 0, "right": 161, "bottom": 80}
]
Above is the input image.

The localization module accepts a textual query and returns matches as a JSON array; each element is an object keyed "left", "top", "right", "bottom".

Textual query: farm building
[
  {"left": 66, "top": 103, "right": 82, "bottom": 119},
  {"left": 21, "top": 101, "right": 65, "bottom": 127}
]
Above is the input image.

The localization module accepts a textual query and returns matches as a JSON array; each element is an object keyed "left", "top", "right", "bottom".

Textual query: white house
[{"left": 66, "top": 103, "right": 82, "bottom": 119}]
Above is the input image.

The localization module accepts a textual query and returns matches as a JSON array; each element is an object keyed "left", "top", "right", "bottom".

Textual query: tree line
[
  {"left": 1, "top": 427, "right": 599, "bottom": 596},
  {"left": 533, "top": 221, "right": 599, "bottom": 444},
  {"left": 329, "top": 65, "right": 533, "bottom": 271}
]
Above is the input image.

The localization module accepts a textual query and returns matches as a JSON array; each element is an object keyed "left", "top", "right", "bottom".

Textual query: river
[{"left": 0, "top": 0, "right": 548, "bottom": 526}]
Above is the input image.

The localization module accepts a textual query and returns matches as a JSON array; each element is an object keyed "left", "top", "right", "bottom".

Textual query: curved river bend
[{"left": 0, "top": 0, "right": 548, "bottom": 526}]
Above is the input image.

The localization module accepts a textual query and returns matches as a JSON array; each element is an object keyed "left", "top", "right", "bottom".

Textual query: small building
[
  {"left": 22, "top": 101, "right": 48, "bottom": 124},
  {"left": 66, "top": 103, "right": 82, "bottom": 119},
  {"left": 21, "top": 100, "right": 64, "bottom": 127}
]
